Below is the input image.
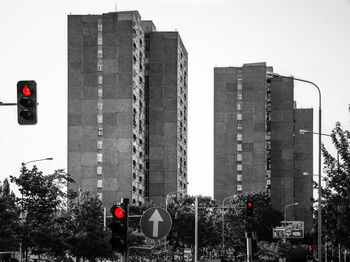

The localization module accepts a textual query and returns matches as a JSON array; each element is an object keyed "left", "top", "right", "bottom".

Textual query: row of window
[{"left": 236, "top": 71, "right": 243, "bottom": 190}]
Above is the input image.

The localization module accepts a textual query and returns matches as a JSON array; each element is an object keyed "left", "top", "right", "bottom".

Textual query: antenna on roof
[{"left": 115, "top": 0, "right": 117, "bottom": 11}]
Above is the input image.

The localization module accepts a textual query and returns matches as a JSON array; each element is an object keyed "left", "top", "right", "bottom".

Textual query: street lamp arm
[{"left": 24, "top": 157, "right": 53, "bottom": 165}]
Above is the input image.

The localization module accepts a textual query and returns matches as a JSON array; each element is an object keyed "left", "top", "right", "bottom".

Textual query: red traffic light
[
  {"left": 308, "top": 247, "right": 312, "bottom": 252},
  {"left": 110, "top": 206, "right": 125, "bottom": 219},
  {"left": 22, "top": 86, "right": 31, "bottom": 96},
  {"left": 248, "top": 202, "right": 252, "bottom": 207},
  {"left": 327, "top": 246, "right": 331, "bottom": 250}
]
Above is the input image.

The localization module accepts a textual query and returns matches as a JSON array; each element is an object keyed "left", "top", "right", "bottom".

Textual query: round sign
[{"left": 140, "top": 207, "right": 172, "bottom": 239}]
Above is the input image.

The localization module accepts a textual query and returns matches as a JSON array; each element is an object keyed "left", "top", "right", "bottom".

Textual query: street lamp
[
  {"left": 221, "top": 195, "right": 237, "bottom": 256},
  {"left": 24, "top": 157, "right": 53, "bottom": 165},
  {"left": 284, "top": 202, "right": 299, "bottom": 222},
  {"left": 300, "top": 129, "right": 342, "bottom": 261},
  {"left": 165, "top": 190, "right": 184, "bottom": 210},
  {"left": 267, "top": 72, "right": 322, "bottom": 261}
]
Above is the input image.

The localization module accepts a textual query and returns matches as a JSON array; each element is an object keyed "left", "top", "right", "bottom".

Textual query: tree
[
  {"left": 321, "top": 122, "right": 350, "bottom": 249},
  {"left": 66, "top": 191, "right": 111, "bottom": 261},
  {"left": 10, "top": 165, "right": 73, "bottom": 259},
  {"left": 0, "top": 178, "right": 20, "bottom": 251},
  {"left": 166, "top": 195, "right": 222, "bottom": 261},
  {"left": 223, "top": 191, "right": 282, "bottom": 260}
]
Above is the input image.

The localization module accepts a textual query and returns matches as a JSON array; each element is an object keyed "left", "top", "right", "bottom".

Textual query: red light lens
[
  {"left": 248, "top": 202, "right": 252, "bottom": 207},
  {"left": 308, "top": 247, "right": 312, "bottom": 251},
  {"left": 114, "top": 207, "right": 125, "bottom": 219},
  {"left": 22, "top": 86, "right": 31, "bottom": 96}
]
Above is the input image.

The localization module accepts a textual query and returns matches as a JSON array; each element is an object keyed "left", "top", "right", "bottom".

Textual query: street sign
[
  {"left": 140, "top": 207, "right": 172, "bottom": 239},
  {"left": 281, "top": 221, "right": 304, "bottom": 239},
  {"left": 273, "top": 227, "right": 286, "bottom": 238}
]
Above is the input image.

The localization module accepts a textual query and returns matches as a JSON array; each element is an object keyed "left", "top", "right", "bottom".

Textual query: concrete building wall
[
  {"left": 270, "top": 76, "right": 295, "bottom": 213},
  {"left": 68, "top": 11, "right": 187, "bottom": 208},
  {"left": 68, "top": 11, "right": 146, "bottom": 208},
  {"left": 214, "top": 63, "right": 313, "bottom": 232},
  {"left": 241, "top": 64, "right": 267, "bottom": 192},
  {"left": 294, "top": 108, "right": 313, "bottom": 232},
  {"left": 148, "top": 32, "right": 188, "bottom": 206}
]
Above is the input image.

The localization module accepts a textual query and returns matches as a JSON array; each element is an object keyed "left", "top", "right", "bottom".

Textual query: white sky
[{"left": 0, "top": 0, "right": 349, "bottom": 198}]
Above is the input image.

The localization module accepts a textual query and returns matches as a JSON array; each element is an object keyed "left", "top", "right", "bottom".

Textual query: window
[
  {"left": 237, "top": 185, "right": 242, "bottom": 191},
  {"left": 139, "top": 164, "right": 143, "bottom": 170},
  {"left": 133, "top": 173, "right": 136, "bottom": 179},
  {"left": 132, "top": 186, "right": 136, "bottom": 192},
  {"left": 97, "top": 180, "right": 103, "bottom": 188},
  {"left": 139, "top": 176, "right": 143, "bottom": 182},
  {"left": 237, "top": 74, "right": 242, "bottom": 80},
  {"left": 98, "top": 88, "right": 103, "bottom": 98},
  {"left": 237, "top": 123, "right": 242, "bottom": 130},
  {"left": 97, "top": 102, "right": 103, "bottom": 111},
  {"left": 237, "top": 83, "right": 242, "bottom": 90},
  {"left": 237, "top": 113, "right": 242, "bottom": 121},
  {"left": 97, "top": 192, "right": 102, "bottom": 200},
  {"left": 97, "top": 32, "right": 103, "bottom": 45},
  {"left": 97, "top": 166, "right": 102, "bottom": 175},
  {"left": 237, "top": 134, "right": 242, "bottom": 141},
  {"left": 98, "top": 127, "right": 103, "bottom": 136},
  {"left": 97, "top": 153, "right": 103, "bottom": 163},
  {"left": 133, "top": 146, "right": 136, "bottom": 153},
  {"left": 97, "top": 48, "right": 103, "bottom": 58},
  {"left": 237, "top": 154, "right": 242, "bottom": 161},
  {"left": 267, "top": 179, "right": 271, "bottom": 185},
  {"left": 97, "top": 141, "right": 103, "bottom": 149},
  {"left": 97, "top": 114, "right": 103, "bottom": 124},
  {"left": 237, "top": 174, "right": 242, "bottom": 182},
  {"left": 133, "top": 133, "right": 137, "bottom": 141},
  {"left": 237, "top": 144, "right": 242, "bottom": 151},
  {"left": 139, "top": 189, "right": 143, "bottom": 194},
  {"left": 98, "top": 76, "right": 103, "bottom": 85},
  {"left": 237, "top": 91, "right": 242, "bottom": 100},
  {"left": 139, "top": 152, "right": 143, "bottom": 158},
  {"left": 97, "top": 60, "right": 103, "bottom": 71},
  {"left": 98, "top": 24, "right": 103, "bottom": 32},
  {"left": 133, "top": 160, "right": 136, "bottom": 167},
  {"left": 237, "top": 102, "right": 242, "bottom": 110},
  {"left": 237, "top": 164, "right": 242, "bottom": 171}
]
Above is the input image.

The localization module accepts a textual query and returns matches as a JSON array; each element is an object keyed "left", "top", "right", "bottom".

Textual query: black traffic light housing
[
  {"left": 246, "top": 200, "right": 254, "bottom": 217},
  {"left": 306, "top": 246, "right": 313, "bottom": 260},
  {"left": 17, "top": 81, "right": 37, "bottom": 125},
  {"left": 109, "top": 202, "right": 128, "bottom": 253}
]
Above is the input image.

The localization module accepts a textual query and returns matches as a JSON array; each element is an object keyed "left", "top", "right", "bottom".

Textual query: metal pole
[
  {"left": 246, "top": 232, "right": 252, "bottom": 262},
  {"left": 318, "top": 105, "right": 322, "bottom": 262},
  {"left": 339, "top": 243, "right": 341, "bottom": 262},
  {"left": 103, "top": 207, "right": 106, "bottom": 230},
  {"left": 195, "top": 196, "right": 198, "bottom": 262}
]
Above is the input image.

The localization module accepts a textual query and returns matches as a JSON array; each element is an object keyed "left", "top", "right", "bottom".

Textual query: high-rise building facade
[
  {"left": 214, "top": 63, "right": 313, "bottom": 231},
  {"left": 68, "top": 11, "right": 187, "bottom": 208}
]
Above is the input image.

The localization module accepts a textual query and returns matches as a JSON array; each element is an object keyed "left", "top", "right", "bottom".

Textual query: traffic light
[
  {"left": 326, "top": 243, "right": 332, "bottom": 259},
  {"left": 246, "top": 200, "right": 254, "bottom": 217},
  {"left": 109, "top": 203, "right": 128, "bottom": 253},
  {"left": 306, "top": 247, "right": 313, "bottom": 260},
  {"left": 17, "top": 81, "right": 37, "bottom": 125}
]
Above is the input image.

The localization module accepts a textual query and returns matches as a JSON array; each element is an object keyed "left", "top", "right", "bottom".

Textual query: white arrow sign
[{"left": 149, "top": 209, "right": 164, "bottom": 237}]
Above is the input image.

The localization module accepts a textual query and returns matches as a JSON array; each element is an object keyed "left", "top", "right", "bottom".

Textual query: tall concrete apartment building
[
  {"left": 214, "top": 63, "right": 313, "bottom": 231},
  {"left": 68, "top": 11, "right": 188, "bottom": 208}
]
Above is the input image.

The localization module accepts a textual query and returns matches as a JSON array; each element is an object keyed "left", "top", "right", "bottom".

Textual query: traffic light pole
[
  {"left": 0, "top": 102, "right": 17, "bottom": 106},
  {"left": 245, "top": 232, "right": 253, "bottom": 262}
]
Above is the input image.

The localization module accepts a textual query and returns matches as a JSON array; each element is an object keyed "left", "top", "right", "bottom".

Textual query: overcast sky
[{"left": 0, "top": 0, "right": 349, "bottom": 198}]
